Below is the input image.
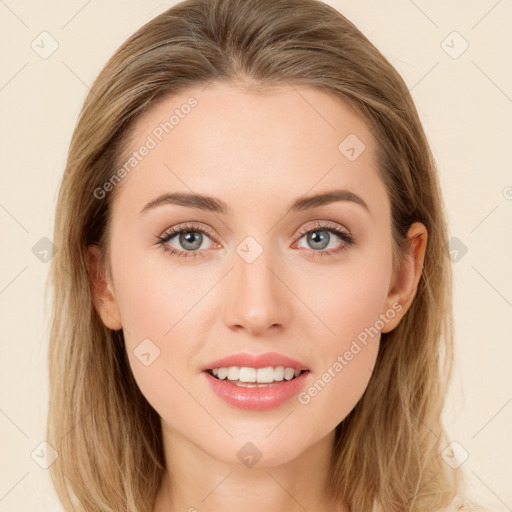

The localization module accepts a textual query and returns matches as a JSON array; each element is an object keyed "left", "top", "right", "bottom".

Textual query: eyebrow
[{"left": 140, "top": 188, "right": 370, "bottom": 216}]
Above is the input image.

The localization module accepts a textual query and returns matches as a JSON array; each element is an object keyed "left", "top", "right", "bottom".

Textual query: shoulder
[
  {"left": 444, "top": 496, "right": 494, "bottom": 512},
  {"left": 372, "top": 496, "right": 493, "bottom": 512}
]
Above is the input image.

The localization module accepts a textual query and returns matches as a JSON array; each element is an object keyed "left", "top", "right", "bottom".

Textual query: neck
[{"left": 152, "top": 425, "right": 344, "bottom": 512}]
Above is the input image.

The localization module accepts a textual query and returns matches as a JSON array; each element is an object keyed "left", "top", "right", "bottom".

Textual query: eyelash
[{"left": 155, "top": 221, "right": 355, "bottom": 260}]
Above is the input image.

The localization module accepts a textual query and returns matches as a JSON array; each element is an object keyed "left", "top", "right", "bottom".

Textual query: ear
[
  {"left": 84, "top": 245, "right": 123, "bottom": 330},
  {"left": 380, "top": 222, "right": 428, "bottom": 334}
]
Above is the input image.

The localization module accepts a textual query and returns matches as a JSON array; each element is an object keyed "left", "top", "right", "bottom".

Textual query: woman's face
[{"left": 92, "top": 82, "right": 420, "bottom": 467}]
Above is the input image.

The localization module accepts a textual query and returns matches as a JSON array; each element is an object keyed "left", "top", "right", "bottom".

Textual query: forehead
[{"left": 110, "top": 82, "right": 389, "bottom": 221}]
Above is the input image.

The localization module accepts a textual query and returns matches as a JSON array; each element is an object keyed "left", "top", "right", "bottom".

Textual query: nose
[{"left": 222, "top": 247, "right": 291, "bottom": 336}]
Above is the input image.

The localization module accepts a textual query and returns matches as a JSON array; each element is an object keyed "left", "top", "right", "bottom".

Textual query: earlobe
[
  {"left": 380, "top": 222, "right": 428, "bottom": 333},
  {"left": 85, "top": 245, "right": 123, "bottom": 330}
]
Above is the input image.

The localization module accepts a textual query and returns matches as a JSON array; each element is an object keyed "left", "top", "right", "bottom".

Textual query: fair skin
[{"left": 86, "top": 82, "right": 427, "bottom": 512}]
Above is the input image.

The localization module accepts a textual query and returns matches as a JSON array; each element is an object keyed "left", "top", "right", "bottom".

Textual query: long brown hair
[{"left": 46, "top": 0, "right": 464, "bottom": 510}]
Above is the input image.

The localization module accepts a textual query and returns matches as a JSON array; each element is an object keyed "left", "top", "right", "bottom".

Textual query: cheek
[
  {"left": 119, "top": 279, "right": 195, "bottom": 425},
  {"left": 111, "top": 242, "right": 197, "bottom": 338},
  {"left": 304, "top": 236, "right": 392, "bottom": 348},
  {"left": 298, "top": 279, "right": 383, "bottom": 429},
  {"left": 107, "top": 243, "right": 181, "bottom": 401},
  {"left": 296, "top": 242, "right": 391, "bottom": 422}
]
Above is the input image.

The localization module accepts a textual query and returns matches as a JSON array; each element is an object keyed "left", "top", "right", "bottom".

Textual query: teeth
[
  {"left": 227, "top": 366, "right": 239, "bottom": 380},
  {"left": 284, "top": 367, "right": 295, "bottom": 380},
  {"left": 256, "top": 367, "right": 274, "bottom": 383},
  {"left": 217, "top": 367, "right": 228, "bottom": 380},
  {"left": 239, "top": 367, "right": 257, "bottom": 382},
  {"left": 211, "top": 366, "right": 304, "bottom": 383}
]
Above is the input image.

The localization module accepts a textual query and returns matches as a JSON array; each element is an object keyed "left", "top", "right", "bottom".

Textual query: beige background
[{"left": 1, "top": 1, "right": 511, "bottom": 510}]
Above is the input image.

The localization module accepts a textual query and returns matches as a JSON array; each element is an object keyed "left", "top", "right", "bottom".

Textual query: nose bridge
[{"left": 222, "top": 239, "right": 290, "bottom": 334}]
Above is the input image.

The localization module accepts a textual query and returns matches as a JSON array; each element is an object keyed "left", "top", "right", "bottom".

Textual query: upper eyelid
[
  {"left": 160, "top": 220, "right": 349, "bottom": 238},
  {"left": 161, "top": 222, "right": 216, "bottom": 238},
  {"left": 296, "top": 220, "right": 350, "bottom": 235}
]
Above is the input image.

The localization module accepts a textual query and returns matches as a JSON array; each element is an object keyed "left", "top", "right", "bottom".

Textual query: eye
[
  {"left": 292, "top": 221, "right": 355, "bottom": 258},
  {"left": 155, "top": 220, "right": 355, "bottom": 260},
  {"left": 155, "top": 222, "right": 218, "bottom": 260}
]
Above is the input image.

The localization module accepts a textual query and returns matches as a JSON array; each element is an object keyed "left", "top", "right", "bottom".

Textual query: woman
[{"left": 46, "top": 0, "right": 489, "bottom": 510}]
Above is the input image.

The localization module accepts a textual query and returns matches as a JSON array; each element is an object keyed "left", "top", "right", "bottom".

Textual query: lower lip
[{"left": 203, "top": 370, "right": 310, "bottom": 411}]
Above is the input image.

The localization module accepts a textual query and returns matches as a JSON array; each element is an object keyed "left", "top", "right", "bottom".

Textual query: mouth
[{"left": 201, "top": 352, "right": 311, "bottom": 409}]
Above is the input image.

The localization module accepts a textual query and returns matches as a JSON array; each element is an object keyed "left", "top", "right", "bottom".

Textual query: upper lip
[{"left": 203, "top": 352, "right": 310, "bottom": 371}]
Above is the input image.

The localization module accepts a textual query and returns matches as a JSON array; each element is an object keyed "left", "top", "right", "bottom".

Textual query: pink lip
[
  {"left": 202, "top": 370, "right": 311, "bottom": 411},
  {"left": 202, "top": 351, "right": 309, "bottom": 371}
]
